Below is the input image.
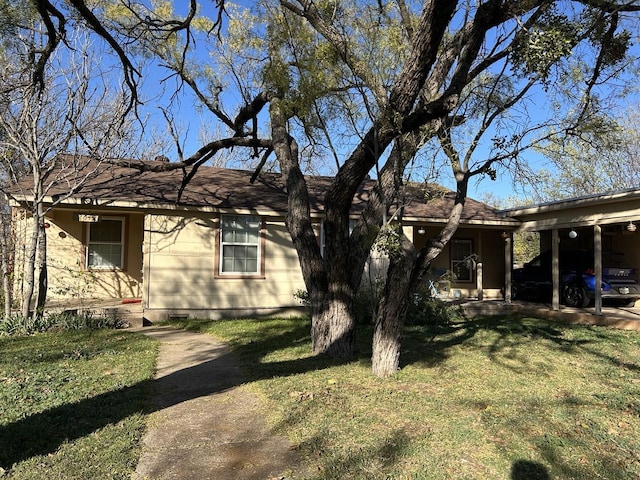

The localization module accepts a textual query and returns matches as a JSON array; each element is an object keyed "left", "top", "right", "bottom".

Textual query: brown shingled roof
[{"left": 7, "top": 154, "right": 517, "bottom": 225}]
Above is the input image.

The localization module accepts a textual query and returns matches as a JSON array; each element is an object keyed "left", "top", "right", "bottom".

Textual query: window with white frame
[
  {"left": 451, "top": 238, "right": 473, "bottom": 282},
  {"left": 220, "top": 215, "right": 261, "bottom": 274},
  {"left": 86, "top": 217, "right": 124, "bottom": 269}
]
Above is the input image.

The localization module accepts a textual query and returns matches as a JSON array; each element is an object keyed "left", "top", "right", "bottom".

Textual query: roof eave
[
  {"left": 402, "top": 215, "right": 521, "bottom": 227},
  {"left": 501, "top": 188, "right": 640, "bottom": 217}
]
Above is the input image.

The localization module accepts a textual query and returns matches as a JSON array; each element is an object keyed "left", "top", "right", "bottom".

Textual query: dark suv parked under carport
[{"left": 512, "top": 250, "right": 640, "bottom": 308}]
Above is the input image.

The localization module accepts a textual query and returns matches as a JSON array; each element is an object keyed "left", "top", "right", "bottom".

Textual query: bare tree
[{"left": 0, "top": 28, "right": 143, "bottom": 320}]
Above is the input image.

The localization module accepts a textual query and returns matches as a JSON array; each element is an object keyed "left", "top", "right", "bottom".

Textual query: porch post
[
  {"left": 594, "top": 224, "right": 602, "bottom": 315},
  {"left": 504, "top": 233, "right": 512, "bottom": 303},
  {"left": 552, "top": 228, "right": 560, "bottom": 310},
  {"left": 142, "top": 214, "right": 151, "bottom": 310},
  {"left": 477, "top": 233, "right": 483, "bottom": 300}
]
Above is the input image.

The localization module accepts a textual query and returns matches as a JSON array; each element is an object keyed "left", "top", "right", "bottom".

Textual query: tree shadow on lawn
[
  {"left": 399, "top": 315, "right": 640, "bottom": 480},
  {"left": 0, "top": 377, "right": 153, "bottom": 470},
  {"left": 511, "top": 459, "right": 551, "bottom": 479},
  {"left": 397, "top": 314, "right": 639, "bottom": 372},
  {"left": 0, "top": 321, "right": 347, "bottom": 471},
  {"left": 295, "top": 429, "right": 412, "bottom": 479},
  {"left": 231, "top": 316, "right": 640, "bottom": 479}
]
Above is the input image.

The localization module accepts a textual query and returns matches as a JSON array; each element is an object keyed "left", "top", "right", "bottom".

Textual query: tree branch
[
  {"left": 66, "top": 0, "right": 141, "bottom": 115},
  {"left": 233, "top": 92, "right": 270, "bottom": 135},
  {"left": 280, "top": 0, "right": 389, "bottom": 107},
  {"left": 250, "top": 146, "right": 274, "bottom": 183},
  {"left": 577, "top": 11, "right": 619, "bottom": 125},
  {"left": 32, "top": 0, "right": 66, "bottom": 90}
]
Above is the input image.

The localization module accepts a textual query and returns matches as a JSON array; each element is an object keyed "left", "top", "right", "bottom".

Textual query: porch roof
[{"left": 500, "top": 187, "right": 640, "bottom": 231}]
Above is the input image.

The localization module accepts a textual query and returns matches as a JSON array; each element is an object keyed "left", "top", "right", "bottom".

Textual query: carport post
[
  {"left": 504, "top": 233, "right": 512, "bottom": 303},
  {"left": 594, "top": 224, "right": 602, "bottom": 315},
  {"left": 552, "top": 228, "right": 560, "bottom": 310}
]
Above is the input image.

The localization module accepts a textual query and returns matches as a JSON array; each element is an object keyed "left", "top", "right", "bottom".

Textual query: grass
[
  {"left": 0, "top": 329, "right": 158, "bottom": 479},
  {"left": 4, "top": 315, "right": 640, "bottom": 479},
  {"left": 171, "top": 315, "right": 640, "bottom": 480}
]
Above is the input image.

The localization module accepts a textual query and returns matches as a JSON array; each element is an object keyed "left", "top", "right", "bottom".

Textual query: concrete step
[{"left": 54, "top": 299, "right": 144, "bottom": 328}]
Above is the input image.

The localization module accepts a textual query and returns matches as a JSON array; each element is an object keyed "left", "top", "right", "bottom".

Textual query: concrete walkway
[{"left": 132, "top": 326, "right": 301, "bottom": 480}]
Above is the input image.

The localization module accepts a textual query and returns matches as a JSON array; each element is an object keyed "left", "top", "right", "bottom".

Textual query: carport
[{"left": 502, "top": 188, "right": 640, "bottom": 315}]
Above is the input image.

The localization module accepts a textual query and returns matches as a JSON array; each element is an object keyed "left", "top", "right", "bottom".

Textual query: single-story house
[{"left": 7, "top": 154, "right": 521, "bottom": 322}]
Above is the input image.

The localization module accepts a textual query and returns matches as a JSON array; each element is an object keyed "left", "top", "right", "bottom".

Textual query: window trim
[
  {"left": 85, "top": 216, "right": 126, "bottom": 271},
  {"left": 451, "top": 238, "right": 474, "bottom": 283},
  {"left": 215, "top": 214, "right": 266, "bottom": 279}
]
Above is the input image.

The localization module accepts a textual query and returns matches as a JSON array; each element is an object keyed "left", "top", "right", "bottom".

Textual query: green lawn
[
  {"left": 3, "top": 315, "right": 640, "bottom": 479},
  {"left": 0, "top": 329, "right": 157, "bottom": 479},
  {"left": 174, "top": 315, "right": 640, "bottom": 480}
]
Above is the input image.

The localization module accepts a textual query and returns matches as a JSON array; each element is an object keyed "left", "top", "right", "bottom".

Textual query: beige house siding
[
  {"left": 142, "top": 213, "right": 306, "bottom": 321},
  {"left": 13, "top": 208, "right": 143, "bottom": 301},
  {"left": 12, "top": 203, "right": 515, "bottom": 318}
]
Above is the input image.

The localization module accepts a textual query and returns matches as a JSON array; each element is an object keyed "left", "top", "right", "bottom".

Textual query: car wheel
[{"left": 563, "top": 284, "right": 590, "bottom": 308}]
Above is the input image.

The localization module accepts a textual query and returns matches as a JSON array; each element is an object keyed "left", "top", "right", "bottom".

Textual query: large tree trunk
[
  {"left": 372, "top": 234, "right": 416, "bottom": 377},
  {"left": 269, "top": 97, "right": 336, "bottom": 354},
  {"left": 313, "top": 286, "right": 356, "bottom": 358},
  {"left": 371, "top": 174, "right": 470, "bottom": 377},
  {"left": 307, "top": 1, "right": 458, "bottom": 358},
  {"left": 271, "top": 1, "right": 459, "bottom": 360}
]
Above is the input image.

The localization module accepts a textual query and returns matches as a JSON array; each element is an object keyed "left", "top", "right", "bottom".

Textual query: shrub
[
  {"left": 0, "top": 311, "right": 57, "bottom": 336},
  {"left": 0, "top": 310, "right": 126, "bottom": 337},
  {"left": 295, "top": 283, "right": 462, "bottom": 328},
  {"left": 294, "top": 288, "right": 379, "bottom": 325},
  {"left": 293, "top": 289, "right": 310, "bottom": 306},
  {"left": 46, "top": 311, "right": 127, "bottom": 331},
  {"left": 405, "top": 285, "right": 463, "bottom": 327},
  {"left": 354, "top": 288, "right": 377, "bottom": 324}
]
